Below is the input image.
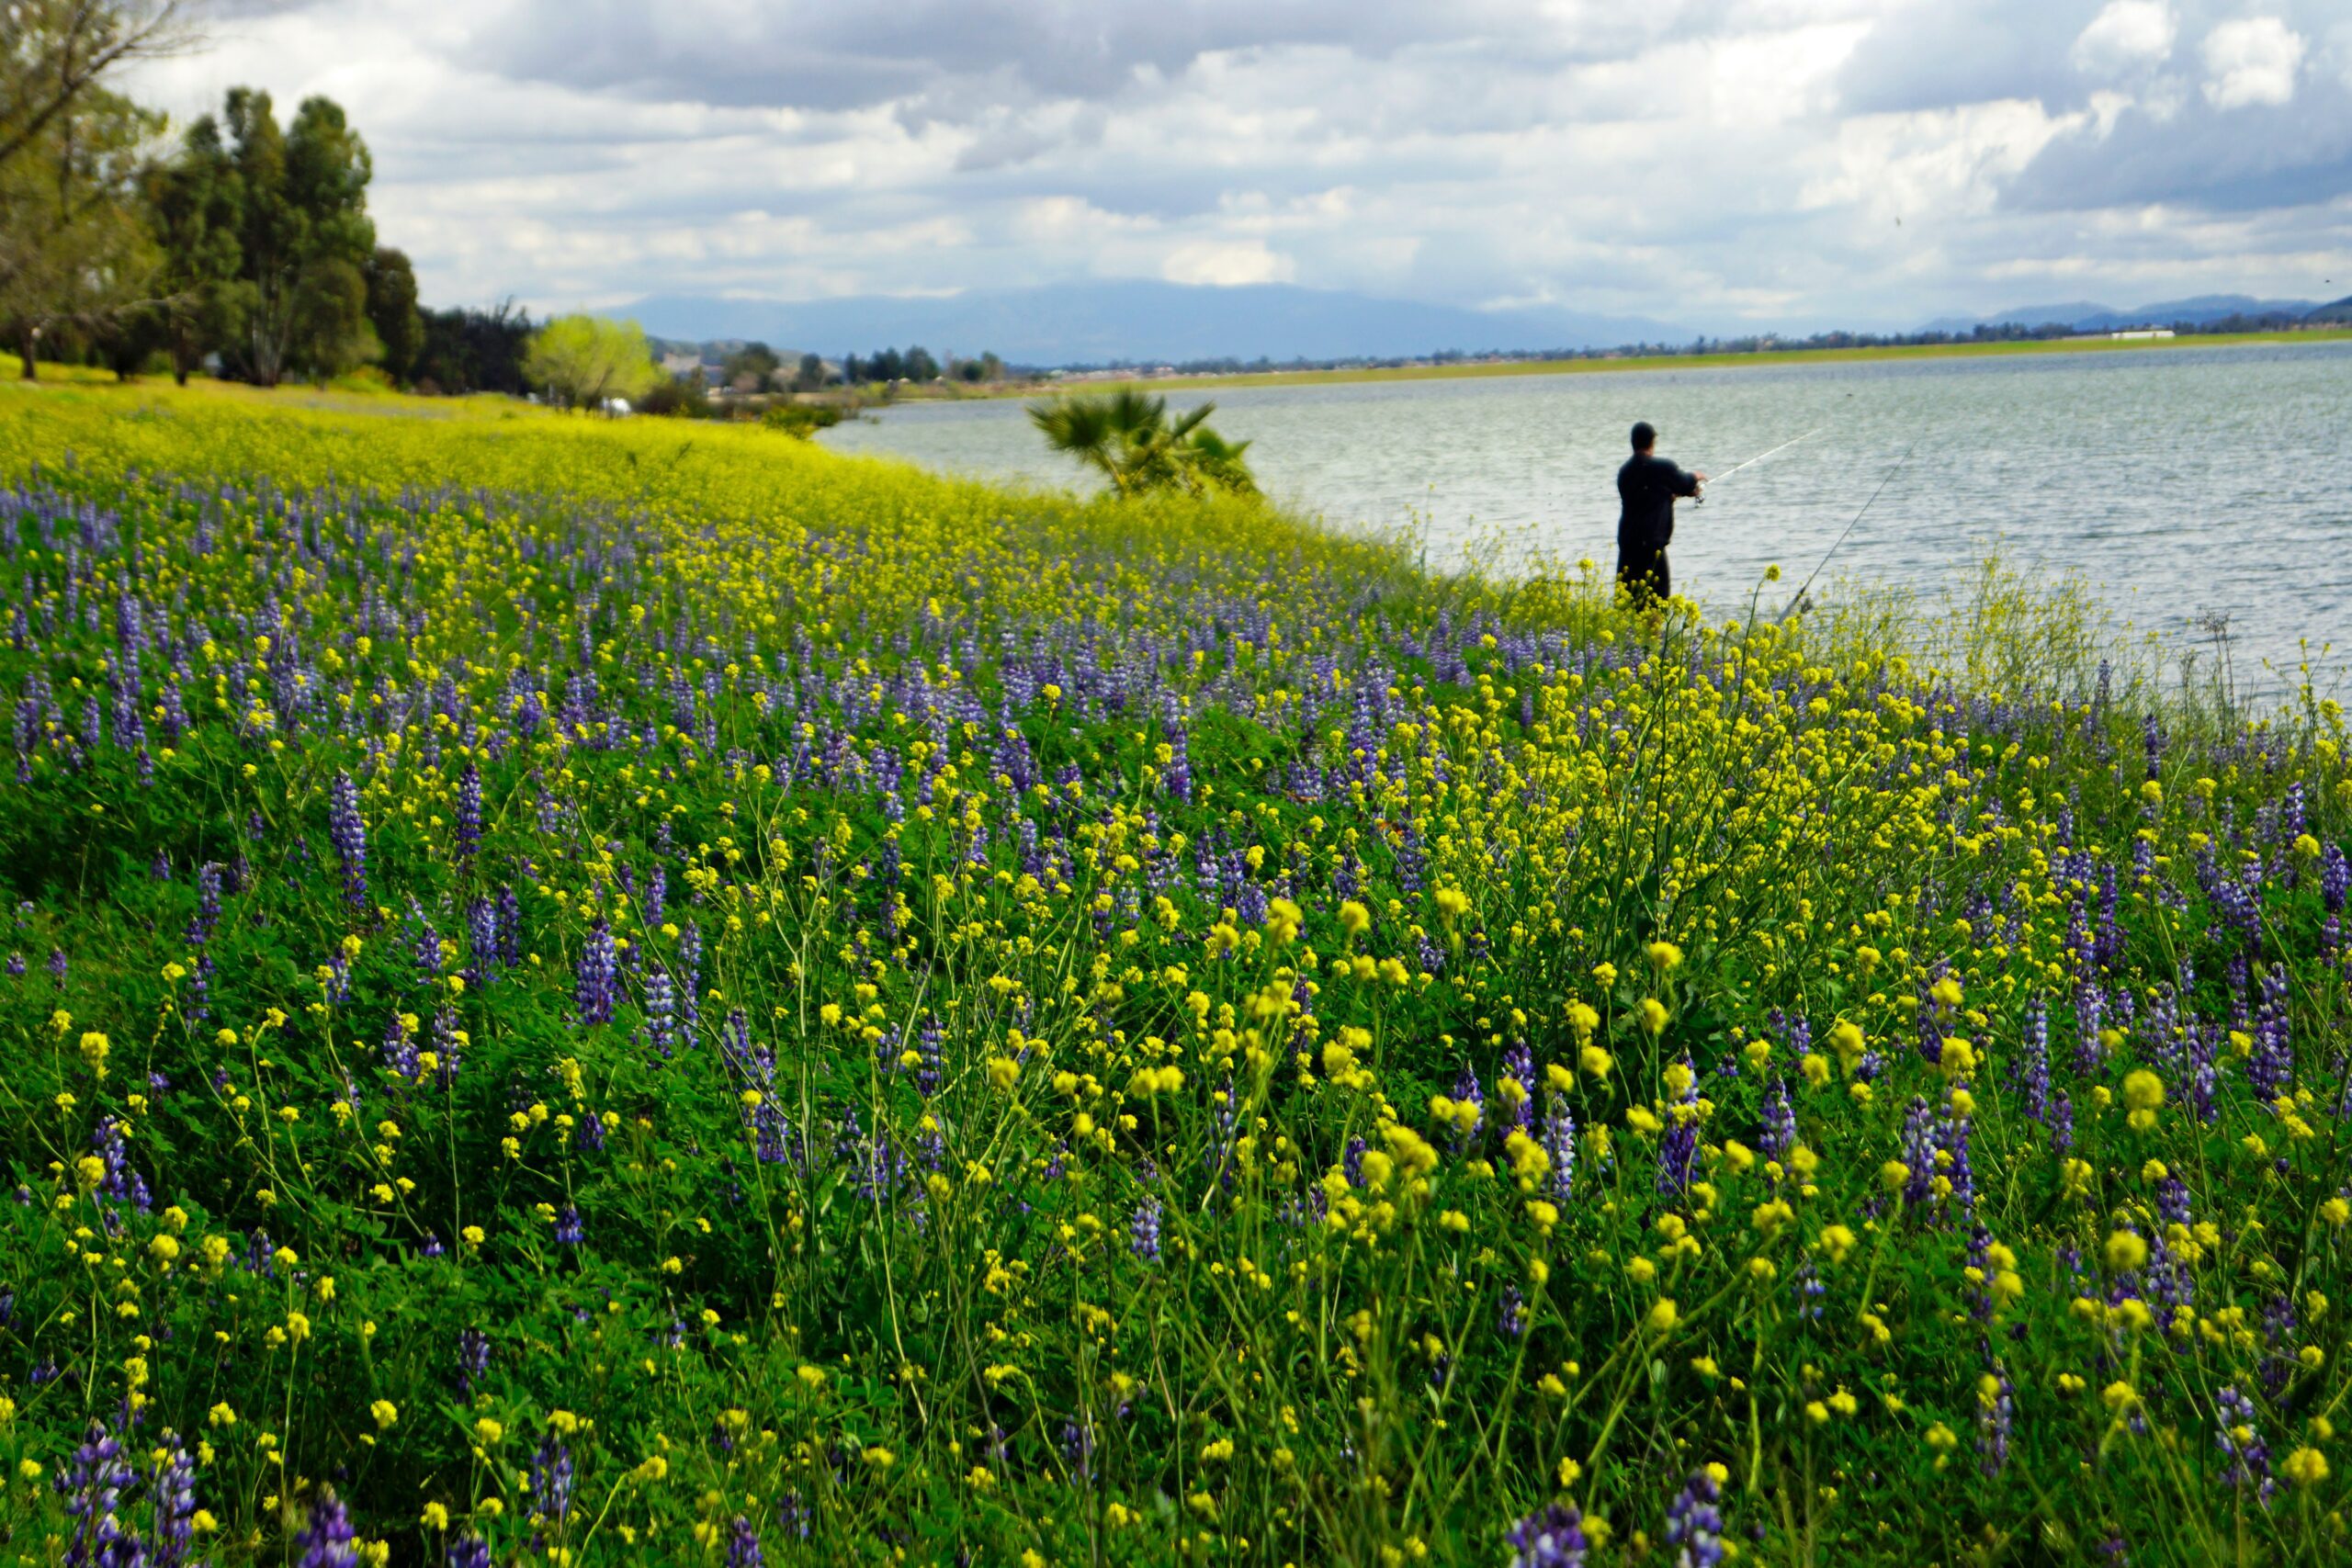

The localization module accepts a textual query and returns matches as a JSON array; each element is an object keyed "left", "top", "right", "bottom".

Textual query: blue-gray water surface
[{"left": 820, "top": 341, "right": 2352, "bottom": 695}]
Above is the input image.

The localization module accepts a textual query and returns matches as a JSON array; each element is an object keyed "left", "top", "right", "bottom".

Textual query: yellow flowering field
[{"left": 0, "top": 380, "right": 2347, "bottom": 1565}]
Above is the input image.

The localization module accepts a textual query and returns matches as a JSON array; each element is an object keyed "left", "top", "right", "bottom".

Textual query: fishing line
[
  {"left": 1693, "top": 425, "right": 1825, "bottom": 503},
  {"left": 1776, "top": 439, "right": 1917, "bottom": 623}
]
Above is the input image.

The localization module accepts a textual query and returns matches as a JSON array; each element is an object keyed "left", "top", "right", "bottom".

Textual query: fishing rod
[
  {"left": 1775, "top": 439, "right": 1917, "bottom": 623},
  {"left": 1693, "top": 425, "right": 1824, "bottom": 503}
]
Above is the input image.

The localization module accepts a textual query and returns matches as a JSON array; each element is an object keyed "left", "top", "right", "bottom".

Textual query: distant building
[
  {"left": 660, "top": 351, "right": 705, "bottom": 379},
  {"left": 2108, "top": 328, "right": 2176, "bottom": 341}
]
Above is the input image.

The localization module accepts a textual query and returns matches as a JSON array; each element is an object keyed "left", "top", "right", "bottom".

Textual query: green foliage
[
  {"left": 843, "top": 346, "right": 943, "bottom": 385},
  {"left": 364, "top": 247, "right": 424, "bottom": 386},
  {"left": 1029, "top": 389, "right": 1260, "bottom": 498},
  {"left": 212, "top": 88, "right": 379, "bottom": 386},
  {"left": 760, "top": 402, "right": 845, "bottom": 439},
  {"left": 524, "top": 315, "right": 659, "bottom": 410},
  {"left": 723, "top": 342, "right": 782, "bottom": 393},
  {"left": 0, "top": 78, "right": 163, "bottom": 378},
  {"left": 638, "top": 376, "right": 713, "bottom": 419},
  {"left": 415, "top": 299, "right": 535, "bottom": 396},
  {"left": 139, "top": 114, "right": 243, "bottom": 385}
]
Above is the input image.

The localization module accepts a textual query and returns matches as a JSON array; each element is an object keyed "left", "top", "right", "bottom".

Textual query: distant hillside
[
  {"left": 1922, "top": 295, "right": 2320, "bottom": 334},
  {"left": 620, "top": 281, "right": 1690, "bottom": 368},
  {"left": 2307, "top": 296, "right": 2352, "bottom": 324}
]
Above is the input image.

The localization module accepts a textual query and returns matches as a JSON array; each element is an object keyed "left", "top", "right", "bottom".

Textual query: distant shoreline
[{"left": 1001, "top": 327, "right": 2352, "bottom": 398}]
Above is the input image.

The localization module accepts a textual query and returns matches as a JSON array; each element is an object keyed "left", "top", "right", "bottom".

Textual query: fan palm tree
[{"left": 1029, "top": 390, "right": 1258, "bottom": 499}]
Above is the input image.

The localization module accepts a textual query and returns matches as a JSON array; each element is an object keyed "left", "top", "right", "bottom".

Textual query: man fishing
[{"left": 1615, "top": 421, "right": 1704, "bottom": 609}]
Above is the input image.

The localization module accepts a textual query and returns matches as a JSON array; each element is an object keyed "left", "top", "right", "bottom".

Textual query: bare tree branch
[{"left": 0, "top": 0, "right": 205, "bottom": 171}]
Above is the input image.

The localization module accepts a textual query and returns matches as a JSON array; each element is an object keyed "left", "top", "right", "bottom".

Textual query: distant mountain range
[
  {"left": 621, "top": 281, "right": 1690, "bottom": 367},
  {"left": 1919, "top": 295, "right": 2326, "bottom": 333}
]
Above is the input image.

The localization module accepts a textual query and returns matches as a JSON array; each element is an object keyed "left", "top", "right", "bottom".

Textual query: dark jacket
[{"left": 1617, "top": 452, "right": 1699, "bottom": 554}]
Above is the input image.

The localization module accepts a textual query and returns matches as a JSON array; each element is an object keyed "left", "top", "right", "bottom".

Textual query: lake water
[{"left": 820, "top": 341, "right": 2352, "bottom": 696}]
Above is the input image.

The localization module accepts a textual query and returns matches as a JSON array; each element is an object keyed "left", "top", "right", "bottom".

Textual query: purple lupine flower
[
  {"left": 575, "top": 919, "right": 618, "bottom": 1025},
  {"left": 1789, "top": 1259, "right": 1826, "bottom": 1321},
  {"left": 408, "top": 899, "right": 444, "bottom": 976},
  {"left": 2012, "top": 999, "right": 2052, "bottom": 1126},
  {"left": 1130, "top": 1196, "right": 1163, "bottom": 1262},
  {"left": 496, "top": 886, "right": 524, "bottom": 969},
  {"left": 726, "top": 1516, "right": 763, "bottom": 1568},
  {"left": 645, "top": 968, "right": 675, "bottom": 1055},
  {"left": 2249, "top": 964, "right": 2291, "bottom": 1103},
  {"left": 464, "top": 897, "right": 498, "bottom": 987},
  {"left": 554, "top": 1205, "right": 584, "bottom": 1247},
  {"left": 530, "top": 1436, "right": 574, "bottom": 1521},
  {"left": 297, "top": 1488, "right": 356, "bottom": 1568},
  {"left": 2215, "top": 1386, "right": 2275, "bottom": 1502},
  {"left": 1942, "top": 1109, "right": 1976, "bottom": 1215},
  {"left": 187, "top": 862, "right": 222, "bottom": 948},
  {"left": 1507, "top": 1502, "right": 1589, "bottom": 1567},
  {"left": 2323, "top": 844, "right": 2349, "bottom": 915},
  {"left": 329, "top": 772, "right": 368, "bottom": 911},
  {"left": 455, "top": 761, "right": 482, "bottom": 864},
  {"left": 1059, "top": 1418, "right": 1096, "bottom": 1482},
  {"left": 914, "top": 1015, "right": 943, "bottom": 1097},
  {"left": 456, "top": 1328, "right": 491, "bottom": 1392},
  {"left": 58, "top": 1419, "right": 135, "bottom": 1568},
  {"left": 1664, "top": 1467, "right": 1725, "bottom": 1568},
  {"left": 1498, "top": 1283, "right": 1525, "bottom": 1338},
  {"left": 1448, "top": 1066, "right": 1485, "bottom": 1150},
  {"left": 675, "top": 921, "right": 702, "bottom": 1037},
  {"left": 1976, "top": 1361, "right": 2014, "bottom": 1476},
  {"left": 432, "top": 1002, "right": 464, "bottom": 1085},
  {"left": 445, "top": 1536, "right": 492, "bottom": 1568},
  {"left": 2072, "top": 976, "right": 2107, "bottom": 1077},
  {"left": 90, "top": 1117, "right": 151, "bottom": 1213},
  {"left": 1543, "top": 1100, "right": 1576, "bottom": 1205},
  {"left": 151, "top": 1431, "right": 198, "bottom": 1567},
  {"left": 1656, "top": 1058, "right": 1699, "bottom": 1199},
  {"left": 1757, "top": 1078, "right": 1796, "bottom": 1166},
  {"left": 381, "top": 1011, "right": 419, "bottom": 1080},
  {"left": 1499, "top": 1040, "right": 1535, "bottom": 1131},
  {"left": 1899, "top": 1097, "right": 1939, "bottom": 1213}
]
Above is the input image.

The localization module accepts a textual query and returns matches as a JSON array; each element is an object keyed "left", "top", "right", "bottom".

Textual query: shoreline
[{"left": 1009, "top": 327, "right": 2352, "bottom": 397}]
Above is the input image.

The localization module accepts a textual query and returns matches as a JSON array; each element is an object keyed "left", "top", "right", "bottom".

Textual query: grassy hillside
[{"left": 0, "top": 378, "right": 2346, "bottom": 1566}]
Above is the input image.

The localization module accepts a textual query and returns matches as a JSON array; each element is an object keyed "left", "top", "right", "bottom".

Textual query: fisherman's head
[{"left": 1630, "top": 421, "right": 1657, "bottom": 453}]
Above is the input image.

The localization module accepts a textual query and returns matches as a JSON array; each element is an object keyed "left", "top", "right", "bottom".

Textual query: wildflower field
[{"left": 0, "top": 381, "right": 2349, "bottom": 1567}]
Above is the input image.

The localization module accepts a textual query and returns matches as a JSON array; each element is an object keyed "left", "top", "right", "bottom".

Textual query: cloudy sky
[{"left": 129, "top": 0, "right": 2352, "bottom": 332}]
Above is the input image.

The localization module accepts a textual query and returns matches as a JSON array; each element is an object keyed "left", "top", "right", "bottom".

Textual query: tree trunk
[{"left": 17, "top": 327, "right": 35, "bottom": 380}]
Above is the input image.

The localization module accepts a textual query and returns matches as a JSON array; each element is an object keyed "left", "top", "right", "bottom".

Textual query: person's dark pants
[{"left": 1617, "top": 548, "right": 1669, "bottom": 608}]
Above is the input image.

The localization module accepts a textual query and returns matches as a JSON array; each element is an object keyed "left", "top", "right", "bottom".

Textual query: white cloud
[
  {"left": 2072, "top": 2, "right": 2177, "bottom": 76},
  {"left": 113, "top": 0, "right": 2352, "bottom": 333},
  {"left": 2200, "top": 17, "right": 2305, "bottom": 108},
  {"left": 1160, "top": 240, "right": 1295, "bottom": 287},
  {"left": 1798, "top": 99, "right": 2079, "bottom": 221}
]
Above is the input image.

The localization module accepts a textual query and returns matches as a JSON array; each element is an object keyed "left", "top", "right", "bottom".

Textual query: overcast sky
[{"left": 129, "top": 0, "right": 2352, "bottom": 332}]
